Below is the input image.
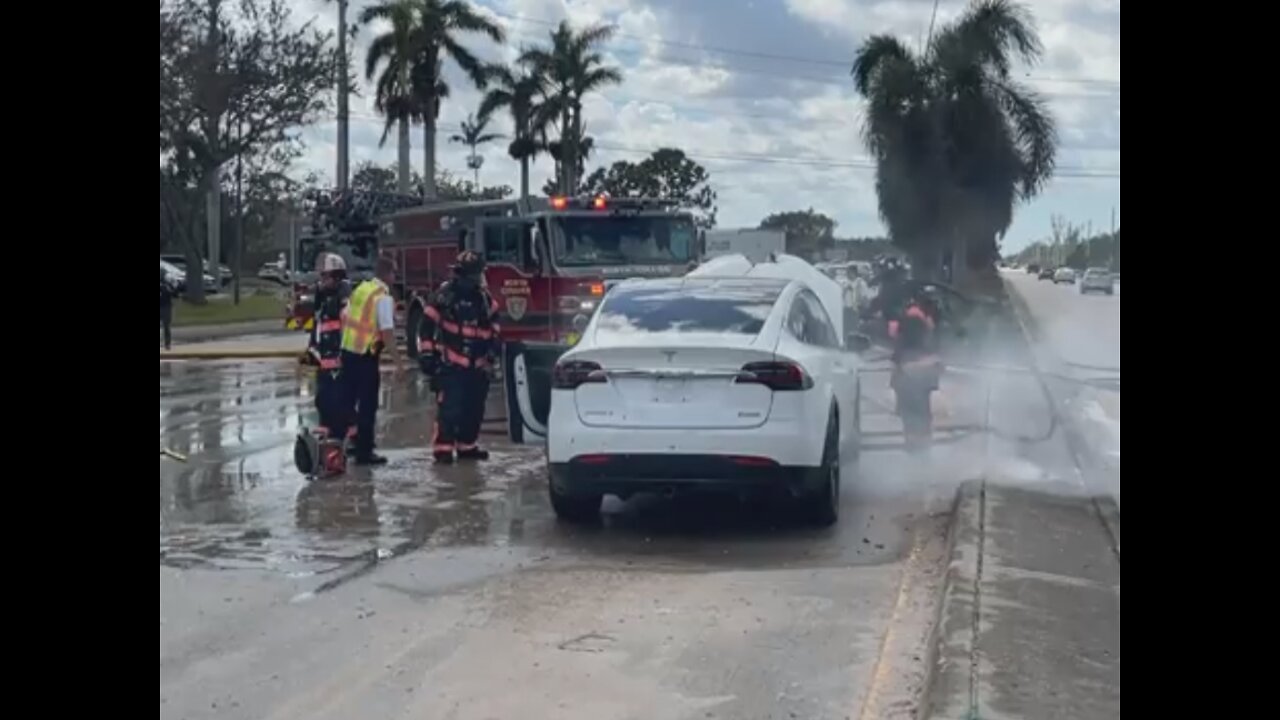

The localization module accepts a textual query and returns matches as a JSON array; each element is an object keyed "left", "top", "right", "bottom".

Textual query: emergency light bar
[{"left": 547, "top": 194, "right": 681, "bottom": 212}]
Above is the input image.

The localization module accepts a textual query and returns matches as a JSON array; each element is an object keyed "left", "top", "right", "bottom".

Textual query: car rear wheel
[
  {"left": 804, "top": 411, "right": 840, "bottom": 527},
  {"left": 549, "top": 481, "right": 602, "bottom": 524}
]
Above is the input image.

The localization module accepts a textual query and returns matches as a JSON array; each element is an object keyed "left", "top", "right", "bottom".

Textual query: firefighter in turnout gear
[
  {"left": 418, "top": 250, "right": 501, "bottom": 464},
  {"left": 307, "top": 253, "right": 353, "bottom": 441},
  {"left": 340, "top": 255, "right": 406, "bottom": 467},
  {"left": 295, "top": 252, "right": 353, "bottom": 477}
]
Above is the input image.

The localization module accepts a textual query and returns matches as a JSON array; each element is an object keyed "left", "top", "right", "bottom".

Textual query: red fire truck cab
[{"left": 380, "top": 194, "right": 705, "bottom": 358}]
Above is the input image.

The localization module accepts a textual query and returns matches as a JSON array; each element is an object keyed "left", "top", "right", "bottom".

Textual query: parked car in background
[
  {"left": 1038, "top": 267, "right": 1056, "bottom": 280},
  {"left": 158, "top": 257, "right": 218, "bottom": 294},
  {"left": 1026, "top": 264, "right": 1040, "bottom": 275},
  {"left": 257, "top": 260, "right": 291, "bottom": 285},
  {"left": 1053, "top": 267, "right": 1077, "bottom": 285},
  {"left": 1079, "top": 267, "right": 1114, "bottom": 295},
  {"left": 160, "top": 254, "right": 231, "bottom": 288}
]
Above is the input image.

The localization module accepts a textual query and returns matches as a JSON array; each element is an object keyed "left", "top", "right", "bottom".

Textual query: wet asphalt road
[{"left": 159, "top": 305, "right": 1093, "bottom": 720}]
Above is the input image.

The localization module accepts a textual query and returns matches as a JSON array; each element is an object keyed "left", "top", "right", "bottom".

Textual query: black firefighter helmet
[{"left": 453, "top": 250, "right": 485, "bottom": 277}]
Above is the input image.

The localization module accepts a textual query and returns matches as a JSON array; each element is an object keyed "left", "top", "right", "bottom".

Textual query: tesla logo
[{"left": 662, "top": 351, "right": 676, "bottom": 363}]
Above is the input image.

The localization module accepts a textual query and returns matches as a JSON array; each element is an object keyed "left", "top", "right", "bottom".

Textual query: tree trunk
[
  {"left": 520, "top": 156, "right": 530, "bottom": 200},
  {"left": 566, "top": 107, "right": 581, "bottom": 193},
  {"left": 559, "top": 107, "right": 572, "bottom": 194},
  {"left": 423, "top": 97, "right": 438, "bottom": 199},
  {"left": 188, "top": 167, "right": 219, "bottom": 304},
  {"left": 397, "top": 117, "right": 410, "bottom": 194}
]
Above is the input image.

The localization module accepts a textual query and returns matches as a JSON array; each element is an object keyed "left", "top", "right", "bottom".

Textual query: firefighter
[
  {"left": 340, "top": 255, "right": 406, "bottom": 467},
  {"left": 891, "top": 312, "right": 942, "bottom": 453},
  {"left": 306, "top": 252, "right": 352, "bottom": 442},
  {"left": 418, "top": 250, "right": 501, "bottom": 464}
]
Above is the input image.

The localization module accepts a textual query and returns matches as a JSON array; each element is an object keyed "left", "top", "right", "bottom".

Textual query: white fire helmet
[{"left": 317, "top": 253, "right": 347, "bottom": 274}]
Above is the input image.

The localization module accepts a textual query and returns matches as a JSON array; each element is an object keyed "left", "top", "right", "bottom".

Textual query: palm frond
[
  {"left": 442, "top": 36, "right": 488, "bottom": 88},
  {"left": 441, "top": 0, "right": 506, "bottom": 43},
  {"left": 992, "top": 79, "right": 1056, "bottom": 196},
  {"left": 851, "top": 35, "right": 915, "bottom": 96}
]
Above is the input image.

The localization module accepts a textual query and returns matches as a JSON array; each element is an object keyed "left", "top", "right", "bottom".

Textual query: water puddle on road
[{"left": 160, "top": 361, "right": 547, "bottom": 576}]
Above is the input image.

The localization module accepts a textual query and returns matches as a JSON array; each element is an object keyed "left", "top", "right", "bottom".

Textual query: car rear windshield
[{"left": 594, "top": 278, "right": 787, "bottom": 340}]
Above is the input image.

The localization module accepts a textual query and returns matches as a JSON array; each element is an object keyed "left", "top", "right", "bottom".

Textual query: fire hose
[{"left": 854, "top": 356, "right": 1120, "bottom": 447}]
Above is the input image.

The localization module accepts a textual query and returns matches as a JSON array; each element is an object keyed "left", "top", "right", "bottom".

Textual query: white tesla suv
[{"left": 543, "top": 275, "right": 863, "bottom": 526}]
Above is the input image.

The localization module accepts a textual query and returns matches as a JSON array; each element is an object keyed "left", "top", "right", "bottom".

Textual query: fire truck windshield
[
  {"left": 298, "top": 235, "right": 377, "bottom": 275},
  {"left": 550, "top": 215, "right": 697, "bottom": 267}
]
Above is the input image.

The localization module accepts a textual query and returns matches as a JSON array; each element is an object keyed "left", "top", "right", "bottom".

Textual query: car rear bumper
[
  {"left": 549, "top": 454, "right": 820, "bottom": 499},
  {"left": 546, "top": 409, "right": 825, "bottom": 468}
]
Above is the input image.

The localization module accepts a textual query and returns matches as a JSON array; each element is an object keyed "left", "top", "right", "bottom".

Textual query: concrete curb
[
  {"left": 160, "top": 349, "right": 304, "bottom": 361},
  {"left": 919, "top": 479, "right": 984, "bottom": 720}
]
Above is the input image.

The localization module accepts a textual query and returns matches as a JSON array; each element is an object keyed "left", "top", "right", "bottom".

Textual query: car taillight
[
  {"left": 735, "top": 361, "right": 812, "bottom": 391},
  {"left": 552, "top": 360, "right": 606, "bottom": 390}
]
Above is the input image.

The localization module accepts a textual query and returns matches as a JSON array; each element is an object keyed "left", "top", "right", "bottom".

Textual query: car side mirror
[
  {"left": 526, "top": 226, "right": 543, "bottom": 274},
  {"left": 846, "top": 332, "right": 872, "bottom": 354}
]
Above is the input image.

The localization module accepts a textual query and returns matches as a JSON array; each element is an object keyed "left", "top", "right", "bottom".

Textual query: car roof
[
  {"left": 687, "top": 253, "right": 846, "bottom": 338},
  {"left": 610, "top": 275, "right": 791, "bottom": 298}
]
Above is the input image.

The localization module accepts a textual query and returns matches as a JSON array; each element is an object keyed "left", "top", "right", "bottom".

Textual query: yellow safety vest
[{"left": 340, "top": 280, "right": 388, "bottom": 354}]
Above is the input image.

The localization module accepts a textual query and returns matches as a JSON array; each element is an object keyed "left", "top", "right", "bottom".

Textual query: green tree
[
  {"left": 407, "top": 0, "right": 505, "bottom": 199},
  {"left": 160, "top": 0, "right": 335, "bottom": 303},
  {"left": 520, "top": 21, "right": 623, "bottom": 195},
  {"left": 479, "top": 64, "right": 548, "bottom": 200},
  {"left": 450, "top": 113, "right": 503, "bottom": 186},
  {"left": 851, "top": 0, "right": 1057, "bottom": 280},
  {"left": 436, "top": 169, "right": 513, "bottom": 201},
  {"left": 578, "top": 148, "right": 718, "bottom": 227},
  {"left": 759, "top": 209, "right": 837, "bottom": 260},
  {"left": 351, "top": 160, "right": 423, "bottom": 193}
]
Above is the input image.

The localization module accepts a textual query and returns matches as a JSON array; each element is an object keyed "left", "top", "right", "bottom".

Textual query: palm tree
[
  {"left": 520, "top": 21, "right": 623, "bottom": 195},
  {"left": 362, "top": 0, "right": 420, "bottom": 194},
  {"left": 408, "top": 0, "right": 506, "bottom": 200},
  {"left": 851, "top": 0, "right": 1056, "bottom": 280},
  {"left": 479, "top": 64, "right": 547, "bottom": 200},
  {"left": 450, "top": 113, "right": 503, "bottom": 186}
]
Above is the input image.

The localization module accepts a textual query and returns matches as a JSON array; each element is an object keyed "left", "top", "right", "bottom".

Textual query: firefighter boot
[
  {"left": 433, "top": 449, "right": 455, "bottom": 465},
  {"left": 456, "top": 445, "right": 490, "bottom": 461}
]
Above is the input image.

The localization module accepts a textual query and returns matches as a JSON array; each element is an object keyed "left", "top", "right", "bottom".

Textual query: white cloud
[{"left": 285, "top": 0, "right": 1118, "bottom": 250}]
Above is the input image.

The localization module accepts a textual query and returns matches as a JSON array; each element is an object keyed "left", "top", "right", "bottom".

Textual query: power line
[
  {"left": 490, "top": 10, "right": 1120, "bottom": 89},
  {"left": 501, "top": 29, "right": 1119, "bottom": 99},
  {"left": 345, "top": 110, "right": 1119, "bottom": 156},
  {"left": 340, "top": 113, "right": 1118, "bottom": 178}
]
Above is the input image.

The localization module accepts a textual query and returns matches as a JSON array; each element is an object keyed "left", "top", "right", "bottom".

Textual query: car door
[
  {"left": 502, "top": 341, "right": 567, "bottom": 445},
  {"left": 796, "top": 290, "right": 857, "bottom": 444}
]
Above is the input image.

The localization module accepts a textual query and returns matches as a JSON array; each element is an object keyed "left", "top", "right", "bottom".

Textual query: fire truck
[
  {"left": 284, "top": 189, "right": 421, "bottom": 332},
  {"left": 286, "top": 191, "right": 704, "bottom": 353}
]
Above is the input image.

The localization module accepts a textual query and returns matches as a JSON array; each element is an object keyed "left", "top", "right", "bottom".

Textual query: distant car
[
  {"left": 1026, "top": 263, "right": 1040, "bottom": 275},
  {"left": 535, "top": 267, "right": 861, "bottom": 527},
  {"left": 257, "top": 261, "right": 291, "bottom": 285},
  {"left": 159, "top": 257, "right": 218, "bottom": 294},
  {"left": 1038, "top": 267, "right": 1056, "bottom": 280},
  {"left": 160, "top": 254, "right": 231, "bottom": 287},
  {"left": 1079, "top": 267, "right": 1114, "bottom": 295},
  {"left": 1053, "top": 267, "right": 1077, "bottom": 284}
]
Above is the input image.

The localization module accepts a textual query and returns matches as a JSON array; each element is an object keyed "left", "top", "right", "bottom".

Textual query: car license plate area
[{"left": 653, "top": 377, "right": 687, "bottom": 404}]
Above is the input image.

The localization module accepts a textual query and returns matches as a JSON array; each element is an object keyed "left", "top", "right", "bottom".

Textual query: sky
[{"left": 287, "top": 0, "right": 1120, "bottom": 252}]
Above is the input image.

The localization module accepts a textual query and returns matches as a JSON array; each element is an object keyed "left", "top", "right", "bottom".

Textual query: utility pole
[
  {"left": 336, "top": 0, "right": 350, "bottom": 191},
  {"left": 234, "top": 120, "right": 244, "bottom": 305}
]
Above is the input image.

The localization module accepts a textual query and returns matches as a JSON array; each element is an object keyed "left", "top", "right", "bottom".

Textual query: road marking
[{"left": 855, "top": 524, "right": 927, "bottom": 720}]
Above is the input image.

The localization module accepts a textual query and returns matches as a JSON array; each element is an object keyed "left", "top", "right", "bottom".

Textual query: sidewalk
[
  {"left": 926, "top": 480, "right": 1121, "bottom": 720},
  {"left": 160, "top": 333, "right": 307, "bottom": 360}
]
